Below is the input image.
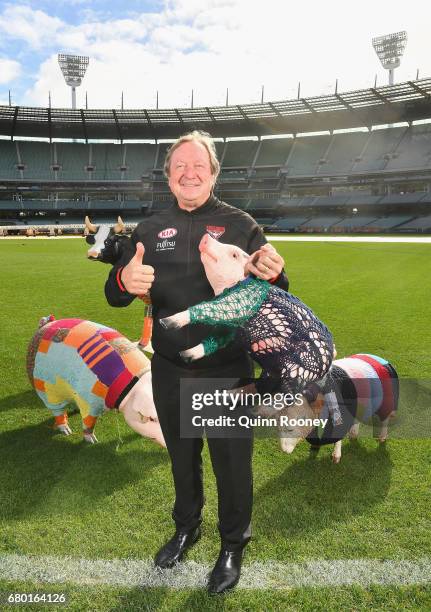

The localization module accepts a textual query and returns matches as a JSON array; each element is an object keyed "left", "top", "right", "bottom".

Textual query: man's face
[{"left": 168, "top": 141, "right": 215, "bottom": 210}]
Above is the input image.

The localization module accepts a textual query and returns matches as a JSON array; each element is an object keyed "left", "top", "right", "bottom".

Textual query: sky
[{"left": 0, "top": 0, "right": 430, "bottom": 110}]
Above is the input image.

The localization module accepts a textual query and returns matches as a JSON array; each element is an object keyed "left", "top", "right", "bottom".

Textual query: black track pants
[{"left": 151, "top": 352, "right": 254, "bottom": 551}]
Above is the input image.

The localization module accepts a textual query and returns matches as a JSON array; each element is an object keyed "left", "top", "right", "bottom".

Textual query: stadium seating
[
  {"left": 222, "top": 140, "right": 258, "bottom": 167},
  {"left": 378, "top": 193, "right": 425, "bottom": 206},
  {"left": 367, "top": 216, "right": 414, "bottom": 229},
  {"left": 287, "top": 135, "right": 332, "bottom": 176},
  {"left": 331, "top": 216, "right": 379, "bottom": 229},
  {"left": 352, "top": 127, "right": 407, "bottom": 173},
  {"left": 320, "top": 132, "right": 369, "bottom": 175},
  {"left": 346, "top": 194, "right": 381, "bottom": 206},
  {"left": 301, "top": 216, "right": 345, "bottom": 229},
  {"left": 248, "top": 199, "right": 278, "bottom": 210},
  {"left": 56, "top": 143, "right": 90, "bottom": 180},
  {"left": 124, "top": 143, "right": 156, "bottom": 178},
  {"left": 89, "top": 144, "right": 123, "bottom": 180},
  {"left": 0, "top": 141, "right": 21, "bottom": 180},
  {"left": 385, "top": 124, "right": 431, "bottom": 172},
  {"left": 397, "top": 215, "right": 431, "bottom": 230},
  {"left": 273, "top": 217, "right": 312, "bottom": 230},
  {"left": 18, "top": 142, "right": 53, "bottom": 180},
  {"left": 255, "top": 138, "right": 293, "bottom": 166}
]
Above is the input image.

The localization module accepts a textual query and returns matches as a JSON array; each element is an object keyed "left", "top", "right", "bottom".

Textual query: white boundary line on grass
[{"left": 0, "top": 554, "right": 430, "bottom": 589}]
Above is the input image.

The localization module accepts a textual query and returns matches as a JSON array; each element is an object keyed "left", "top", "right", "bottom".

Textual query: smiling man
[{"left": 105, "top": 130, "right": 289, "bottom": 594}]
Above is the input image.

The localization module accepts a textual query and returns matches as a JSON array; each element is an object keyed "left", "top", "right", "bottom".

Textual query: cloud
[
  {"left": 3, "top": 0, "right": 431, "bottom": 110},
  {"left": 0, "top": 58, "right": 21, "bottom": 84},
  {"left": 0, "top": 4, "right": 63, "bottom": 50}
]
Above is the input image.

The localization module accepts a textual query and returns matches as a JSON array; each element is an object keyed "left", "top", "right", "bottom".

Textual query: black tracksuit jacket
[{"left": 105, "top": 195, "right": 289, "bottom": 368}]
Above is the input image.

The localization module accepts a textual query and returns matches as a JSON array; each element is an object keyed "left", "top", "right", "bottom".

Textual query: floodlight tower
[
  {"left": 58, "top": 54, "right": 89, "bottom": 108},
  {"left": 372, "top": 31, "right": 407, "bottom": 86}
]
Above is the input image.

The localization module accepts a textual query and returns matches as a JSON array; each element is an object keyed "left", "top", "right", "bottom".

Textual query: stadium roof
[{"left": 1, "top": 78, "right": 430, "bottom": 141}]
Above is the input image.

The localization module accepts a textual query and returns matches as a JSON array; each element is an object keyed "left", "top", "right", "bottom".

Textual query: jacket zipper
[{"left": 186, "top": 215, "right": 193, "bottom": 350}]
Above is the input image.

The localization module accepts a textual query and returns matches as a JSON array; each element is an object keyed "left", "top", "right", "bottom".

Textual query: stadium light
[
  {"left": 58, "top": 54, "right": 89, "bottom": 109},
  {"left": 372, "top": 31, "right": 407, "bottom": 86}
]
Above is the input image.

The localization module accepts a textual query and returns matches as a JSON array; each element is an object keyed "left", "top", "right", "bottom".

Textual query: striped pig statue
[
  {"left": 276, "top": 353, "right": 399, "bottom": 463},
  {"left": 26, "top": 315, "right": 165, "bottom": 447}
]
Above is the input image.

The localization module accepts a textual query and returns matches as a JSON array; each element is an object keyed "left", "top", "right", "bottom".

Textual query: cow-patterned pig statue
[
  {"left": 160, "top": 233, "right": 334, "bottom": 395},
  {"left": 84, "top": 216, "right": 131, "bottom": 264},
  {"left": 27, "top": 315, "right": 165, "bottom": 446}
]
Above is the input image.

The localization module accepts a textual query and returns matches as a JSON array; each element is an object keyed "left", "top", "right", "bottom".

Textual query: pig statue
[
  {"left": 27, "top": 315, "right": 165, "bottom": 447},
  {"left": 85, "top": 216, "right": 130, "bottom": 264},
  {"left": 160, "top": 233, "right": 334, "bottom": 395},
  {"left": 275, "top": 353, "right": 399, "bottom": 463}
]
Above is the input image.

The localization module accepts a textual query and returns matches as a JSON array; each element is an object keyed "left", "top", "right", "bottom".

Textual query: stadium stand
[
  {"left": 352, "top": 127, "right": 408, "bottom": 173},
  {"left": 0, "top": 78, "right": 430, "bottom": 234},
  {"left": 318, "top": 131, "right": 370, "bottom": 175},
  {"left": 301, "top": 215, "right": 346, "bottom": 229},
  {"left": 287, "top": 135, "right": 332, "bottom": 176},
  {"left": 385, "top": 124, "right": 431, "bottom": 172},
  {"left": 155, "top": 142, "right": 172, "bottom": 170},
  {"left": 248, "top": 199, "right": 279, "bottom": 210},
  {"left": 256, "top": 138, "right": 293, "bottom": 166},
  {"left": 367, "top": 215, "right": 414, "bottom": 229},
  {"left": 397, "top": 215, "right": 431, "bottom": 231},
  {"left": 0, "top": 141, "right": 21, "bottom": 180},
  {"left": 273, "top": 217, "right": 312, "bottom": 230},
  {"left": 18, "top": 142, "right": 53, "bottom": 181},
  {"left": 378, "top": 192, "right": 426, "bottom": 205},
  {"left": 56, "top": 142, "right": 90, "bottom": 180},
  {"left": 124, "top": 143, "right": 156, "bottom": 178},
  {"left": 331, "top": 216, "right": 379, "bottom": 229},
  {"left": 222, "top": 140, "right": 258, "bottom": 167}
]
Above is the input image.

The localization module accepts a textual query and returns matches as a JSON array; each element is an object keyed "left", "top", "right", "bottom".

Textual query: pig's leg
[
  {"left": 53, "top": 411, "right": 72, "bottom": 435},
  {"left": 348, "top": 421, "right": 360, "bottom": 440},
  {"left": 180, "top": 344, "right": 205, "bottom": 362},
  {"left": 332, "top": 439, "right": 342, "bottom": 463},
  {"left": 164, "top": 286, "right": 257, "bottom": 332},
  {"left": 160, "top": 310, "right": 190, "bottom": 330},
  {"left": 180, "top": 331, "right": 237, "bottom": 362},
  {"left": 378, "top": 414, "right": 393, "bottom": 443},
  {"left": 82, "top": 415, "right": 98, "bottom": 444}
]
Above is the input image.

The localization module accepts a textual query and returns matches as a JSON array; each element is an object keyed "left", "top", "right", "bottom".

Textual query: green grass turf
[{"left": 0, "top": 238, "right": 430, "bottom": 610}]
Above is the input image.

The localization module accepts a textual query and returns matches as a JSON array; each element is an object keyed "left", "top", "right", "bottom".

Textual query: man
[{"left": 105, "top": 131, "right": 289, "bottom": 594}]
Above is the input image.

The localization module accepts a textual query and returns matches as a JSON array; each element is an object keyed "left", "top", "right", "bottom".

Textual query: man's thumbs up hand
[
  {"left": 121, "top": 242, "right": 155, "bottom": 295},
  {"left": 133, "top": 241, "right": 145, "bottom": 264}
]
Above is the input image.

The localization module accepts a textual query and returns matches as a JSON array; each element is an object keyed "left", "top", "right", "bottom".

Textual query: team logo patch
[
  {"left": 206, "top": 226, "right": 225, "bottom": 240},
  {"left": 158, "top": 227, "right": 177, "bottom": 239}
]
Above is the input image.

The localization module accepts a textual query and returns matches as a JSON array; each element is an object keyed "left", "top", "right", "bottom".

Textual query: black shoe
[
  {"left": 154, "top": 527, "right": 201, "bottom": 569},
  {"left": 207, "top": 548, "right": 244, "bottom": 595}
]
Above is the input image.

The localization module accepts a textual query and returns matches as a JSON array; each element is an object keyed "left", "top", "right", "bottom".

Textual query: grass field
[{"left": 0, "top": 237, "right": 430, "bottom": 610}]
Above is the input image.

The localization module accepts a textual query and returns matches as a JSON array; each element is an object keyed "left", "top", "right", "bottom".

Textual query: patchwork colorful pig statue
[
  {"left": 160, "top": 233, "right": 334, "bottom": 394},
  {"left": 27, "top": 315, "right": 165, "bottom": 446}
]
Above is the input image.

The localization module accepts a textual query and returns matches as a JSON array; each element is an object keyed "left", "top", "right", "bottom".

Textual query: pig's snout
[
  {"left": 199, "top": 233, "right": 210, "bottom": 253},
  {"left": 199, "top": 233, "right": 218, "bottom": 259}
]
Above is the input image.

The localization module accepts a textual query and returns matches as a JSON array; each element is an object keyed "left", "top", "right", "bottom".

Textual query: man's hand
[
  {"left": 245, "top": 243, "right": 285, "bottom": 281},
  {"left": 120, "top": 242, "right": 155, "bottom": 295}
]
